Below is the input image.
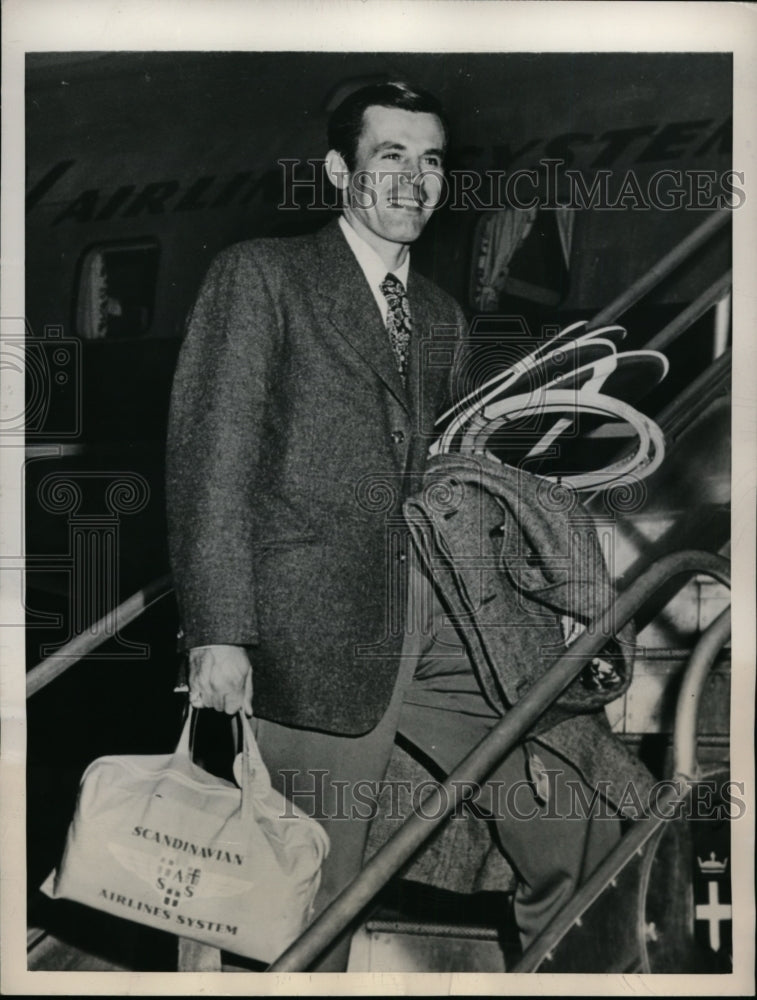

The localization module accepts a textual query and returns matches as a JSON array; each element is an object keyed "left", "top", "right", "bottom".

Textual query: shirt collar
[{"left": 338, "top": 215, "right": 410, "bottom": 290}]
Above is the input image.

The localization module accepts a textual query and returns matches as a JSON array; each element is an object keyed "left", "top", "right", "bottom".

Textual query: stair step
[
  {"left": 27, "top": 895, "right": 178, "bottom": 972},
  {"left": 28, "top": 932, "right": 132, "bottom": 972},
  {"left": 365, "top": 917, "right": 501, "bottom": 940},
  {"left": 348, "top": 920, "right": 510, "bottom": 973},
  {"left": 347, "top": 882, "right": 519, "bottom": 972}
]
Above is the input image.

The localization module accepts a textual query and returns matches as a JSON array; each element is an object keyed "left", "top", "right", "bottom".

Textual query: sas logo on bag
[{"left": 108, "top": 842, "right": 254, "bottom": 908}]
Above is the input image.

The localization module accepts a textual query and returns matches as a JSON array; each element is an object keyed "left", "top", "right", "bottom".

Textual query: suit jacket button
[{"left": 391, "top": 430, "right": 405, "bottom": 444}]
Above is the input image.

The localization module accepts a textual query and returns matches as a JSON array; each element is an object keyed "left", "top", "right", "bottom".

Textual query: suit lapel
[
  {"left": 315, "top": 219, "right": 409, "bottom": 412},
  {"left": 406, "top": 270, "right": 450, "bottom": 438}
]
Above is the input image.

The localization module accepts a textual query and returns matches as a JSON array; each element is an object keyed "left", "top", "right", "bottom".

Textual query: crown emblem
[{"left": 697, "top": 851, "right": 728, "bottom": 874}]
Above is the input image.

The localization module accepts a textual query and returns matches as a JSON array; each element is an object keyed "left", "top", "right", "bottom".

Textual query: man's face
[{"left": 340, "top": 105, "right": 445, "bottom": 255}]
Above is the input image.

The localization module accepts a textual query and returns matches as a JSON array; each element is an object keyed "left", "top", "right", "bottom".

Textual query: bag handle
[
  {"left": 174, "top": 704, "right": 197, "bottom": 759},
  {"left": 238, "top": 711, "right": 272, "bottom": 795},
  {"left": 173, "top": 706, "right": 272, "bottom": 808}
]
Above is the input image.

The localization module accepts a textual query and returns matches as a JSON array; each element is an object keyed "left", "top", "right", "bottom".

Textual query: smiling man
[
  {"left": 167, "top": 81, "right": 468, "bottom": 970},
  {"left": 166, "top": 81, "right": 620, "bottom": 972}
]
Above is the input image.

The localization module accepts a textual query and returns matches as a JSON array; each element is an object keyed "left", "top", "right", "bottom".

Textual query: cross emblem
[{"left": 695, "top": 879, "right": 732, "bottom": 952}]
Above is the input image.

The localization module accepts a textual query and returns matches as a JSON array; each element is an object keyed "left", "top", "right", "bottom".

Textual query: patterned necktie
[{"left": 379, "top": 272, "right": 412, "bottom": 385}]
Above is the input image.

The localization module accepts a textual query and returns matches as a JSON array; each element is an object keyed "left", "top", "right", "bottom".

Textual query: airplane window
[
  {"left": 470, "top": 207, "right": 571, "bottom": 314},
  {"left": 76, "top": 240, "right": 159, "bottom": 339}
]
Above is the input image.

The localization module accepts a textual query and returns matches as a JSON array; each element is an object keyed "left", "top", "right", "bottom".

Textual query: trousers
[{"left": 255, "top": 559, "right": 620, "bottom": 971}]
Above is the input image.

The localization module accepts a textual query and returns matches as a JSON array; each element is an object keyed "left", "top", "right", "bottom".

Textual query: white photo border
[{"left": 2, "top": 1, "right": 755, "bottom": 995}]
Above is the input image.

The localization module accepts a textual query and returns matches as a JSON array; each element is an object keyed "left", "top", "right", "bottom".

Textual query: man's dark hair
[{"left": 327, "top": 80, "right": 449, "bottom": 170}]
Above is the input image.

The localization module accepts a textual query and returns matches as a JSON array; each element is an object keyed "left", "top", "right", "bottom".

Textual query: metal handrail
[
  {"left": 514, "top": 603, "right": 733, "bottom": 973},
  {"left": 588, "top": 209, "right": 730, "bottom": 330},
  {"left": 26, "top": 574, "right": 173, "bottom": 698},
  {"left": 268, "top": 549, "right": 730, "bottom": 972},
  {"left": 585, "top": 348, "right": 731, "bottom": 516},
  {"left": 24, "top": 550, "right": 731, "bottom": 972},
  {"left": 673, "top": 607, "right": 731, "bottom": 780},
  {"left": 654, "top": 347, "right": 731, "bottom": 444},
  {"left": 645, "top": 270, "right": 731, "bottom": 354}
]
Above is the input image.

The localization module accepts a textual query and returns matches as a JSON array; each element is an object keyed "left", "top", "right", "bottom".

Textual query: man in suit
[{"left": 166, "top": 81, "right": 620, "bottom": 970}]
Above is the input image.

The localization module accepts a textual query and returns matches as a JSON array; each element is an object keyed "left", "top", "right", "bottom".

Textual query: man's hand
[{"left": 188, "top": 644, "right": 253, "bottom": 716}]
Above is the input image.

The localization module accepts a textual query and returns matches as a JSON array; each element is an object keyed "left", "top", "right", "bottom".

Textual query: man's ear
[{"left": 325, "top": 149, "right": 350, "bottom": 193}]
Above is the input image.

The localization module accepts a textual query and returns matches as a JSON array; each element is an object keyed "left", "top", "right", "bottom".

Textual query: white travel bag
[{"left": 42, "top": 710, "right": 329, "bottom": 962}]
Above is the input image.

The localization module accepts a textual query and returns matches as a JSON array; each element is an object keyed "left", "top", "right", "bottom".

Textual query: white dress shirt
[{"left": 338, "top": 215, "right": 410, "bottom": 326}]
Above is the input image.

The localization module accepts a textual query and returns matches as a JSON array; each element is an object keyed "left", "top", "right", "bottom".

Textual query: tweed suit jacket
[{"left": 166, "top": 218, "right": 466, "bottom": 735}]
